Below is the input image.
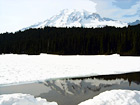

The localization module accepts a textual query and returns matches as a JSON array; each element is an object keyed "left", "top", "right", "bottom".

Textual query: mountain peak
[{"left": 21, "top": 9, "right": 128, "bottom": 31}]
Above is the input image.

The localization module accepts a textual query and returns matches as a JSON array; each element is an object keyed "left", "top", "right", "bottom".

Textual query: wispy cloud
[
  {"left": 112, "top": 0, "right": 140, "bottom": 9},
  {"left": 123, "top": 9, "right": 140, "bottom": 18},
  {"left": 90, "top": 0, "right": 140, "bottom": 22}
]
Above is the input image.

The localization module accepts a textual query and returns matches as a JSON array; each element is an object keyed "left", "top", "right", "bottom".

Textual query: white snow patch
[
  {"left": 0, "top": 54, "right": 140, "bottom": 86},
  {"left": 79, "top": 90, "right": 140, "bottom": 105},
  {"left": 0, "top": 93, "right": 58, "bottom": 105}
]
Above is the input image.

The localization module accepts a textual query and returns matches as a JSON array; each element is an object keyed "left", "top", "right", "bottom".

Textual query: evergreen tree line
[{"left": 0, "top": 25, "right": 140, "bottom": 56}]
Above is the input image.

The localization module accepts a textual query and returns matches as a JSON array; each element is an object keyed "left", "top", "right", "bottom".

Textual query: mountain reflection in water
[{"left": 0, "top": 72, "right": 140, "bottom": 105}]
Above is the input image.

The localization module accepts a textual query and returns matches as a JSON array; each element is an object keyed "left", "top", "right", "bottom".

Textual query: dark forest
[{"left": 0, "top": 24, "right": 140, "bottom": 56}]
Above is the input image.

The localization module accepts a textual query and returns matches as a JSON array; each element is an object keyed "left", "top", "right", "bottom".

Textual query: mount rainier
[{"left": 22, "top": 9, "right": 128, "bottom": 31}]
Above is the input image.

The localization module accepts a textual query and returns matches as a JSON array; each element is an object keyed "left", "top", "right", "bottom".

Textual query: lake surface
[{"left": 0, "top": 72, "right": 140, "bottom": 105}]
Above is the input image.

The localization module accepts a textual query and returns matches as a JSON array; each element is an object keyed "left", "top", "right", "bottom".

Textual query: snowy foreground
[
  {"left": 0, "top": 93, "right": 57, "bottom": 105},
  {"left": 0, "top": 90, "right": 140, "bottom": 105},
  {"left": 0, "top": 54, "right": 140, "bottom": 86},
  {"left": 79, "top": 90, "right": 140, "bottom": 105}
]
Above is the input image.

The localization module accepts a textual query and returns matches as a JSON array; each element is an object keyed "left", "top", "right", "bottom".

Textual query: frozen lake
[
  {"left": 0, "top": 54, "right": 140, "bottom": 86},
  {"left": 0, "top": 54, "right": 140, "bottom": 105}
]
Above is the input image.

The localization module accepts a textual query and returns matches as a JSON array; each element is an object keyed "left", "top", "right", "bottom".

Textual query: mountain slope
[
  {"left": 129, "top": 20, "right": 140, "bottom": 26},
  {"left": 21, "top": 9, "right": 128, "bottom": 31}
]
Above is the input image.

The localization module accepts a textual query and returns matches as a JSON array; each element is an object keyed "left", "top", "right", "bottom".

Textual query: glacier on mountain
[{"left": 21, "top": 9, "right": 128, "bottom": 31}]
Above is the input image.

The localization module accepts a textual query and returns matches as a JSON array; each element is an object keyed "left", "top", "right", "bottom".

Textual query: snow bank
[
  {"left": 0, "top": 93, "right": 58, "bottom": 105},
  {"left": 79, "top": 90, "right": 140, "bottom": 105},
  {"left": 0, "top": 54, "right": 140, "bottom": 86}
]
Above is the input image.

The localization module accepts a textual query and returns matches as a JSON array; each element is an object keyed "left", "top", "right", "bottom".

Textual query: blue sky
[
  {"left": 113, "top": 0, "right": 140, "bottom": 9},
  {"left": 0, "top": 0, "right": 140, "bottom": 33},
  {"left": 91, "top": 0, "right": 140, "bottom": 22}
]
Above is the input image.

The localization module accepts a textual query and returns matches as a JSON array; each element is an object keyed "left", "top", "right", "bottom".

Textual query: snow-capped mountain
[
  {"left": 21, "top": 9, "right": 128, "bottom": 31},
  {"left": 129, "top": 20, "right": 140, "bottom": 26}
]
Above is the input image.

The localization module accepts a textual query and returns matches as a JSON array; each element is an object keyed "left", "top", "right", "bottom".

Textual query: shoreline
[{"left": 1, "top": 71, "right": 140, "bottom": 87}]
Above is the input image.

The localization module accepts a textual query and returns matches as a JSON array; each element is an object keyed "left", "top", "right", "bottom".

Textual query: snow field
[
  {"left": 0, "top": 93, "right": 57, "bottom": 105},
  {"left": 79, "top": 90, "right": 140, "bottom": 105},
  {"left": 0, "top": 54, "right": 140, "bottom": 86}
]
